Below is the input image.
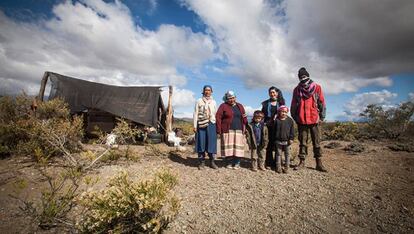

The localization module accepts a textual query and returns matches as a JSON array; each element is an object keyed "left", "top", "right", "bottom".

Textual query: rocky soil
[{"left": 0, "top": 140, "right": 413, "bottom": 233}]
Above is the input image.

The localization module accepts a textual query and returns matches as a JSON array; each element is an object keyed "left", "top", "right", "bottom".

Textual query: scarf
[
  {"left": 201, "top": 96, "right": 212, "bottom": 119},
  {"left": 298, "top": 79, "right": 316, "bottom": 99}
]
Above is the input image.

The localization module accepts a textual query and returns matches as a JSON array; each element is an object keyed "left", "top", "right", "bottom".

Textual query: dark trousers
[
  {"left": 298, "top": 124, "right": 322, "bottom": 159},
  {"left": 265, "top": 126, "right": 275, "bottom": 168}
]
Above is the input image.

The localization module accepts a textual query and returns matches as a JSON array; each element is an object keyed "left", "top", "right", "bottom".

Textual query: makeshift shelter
[{"left": 38, "top": 72, "right": 166, "bottom": 133}]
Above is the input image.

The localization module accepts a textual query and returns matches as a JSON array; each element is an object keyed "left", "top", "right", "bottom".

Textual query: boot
[
  {"left": 315, "top": 158, "right": 327, "bottom": 172},
  {"left": 258, "top": 159, "right": 266, "bottom": 171},
  {"left": 251, "top": 159, "right": 258, "bottom": 172},
  {"left": 210, "top": 159, "right": 218, "bottom": 169},
  {"left": 275, "top": 164, "right": 282, "bottom": 173},
  {"left": 198, "top": 160, "right": 205, "bottom": 170},
  {"left": 294, "top": 159, "right": 305, "bottom": 170}
]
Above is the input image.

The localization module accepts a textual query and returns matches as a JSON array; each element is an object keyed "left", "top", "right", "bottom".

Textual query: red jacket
[
  {"left": 216, "top": 102, "right": 248, "bottom": 134},
  {"left": 290, "top": 83, "right": 326, "bottom": 125}
]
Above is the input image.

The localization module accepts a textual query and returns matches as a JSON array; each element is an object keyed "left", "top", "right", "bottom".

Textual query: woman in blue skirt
[{"left": 193, "top": 85, "right": 218, "bottom": 169}]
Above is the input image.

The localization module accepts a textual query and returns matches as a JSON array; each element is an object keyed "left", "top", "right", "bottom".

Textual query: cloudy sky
[{"left": 1, "top": 0, "right": 413, "bottom": 121}]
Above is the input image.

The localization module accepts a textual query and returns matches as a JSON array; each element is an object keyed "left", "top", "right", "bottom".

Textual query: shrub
[
  {"left": 112, "top": 118, "right": 142, "bottom": 144},
  {"left": 16, "top": 165, "right": 81, "bottom": 229},
  {"left": 360, "top": 101, "right": 414, "bottom": 139},
  {"left": 78, "top": 169, "right": 180, "bottom": 233},
  {"left": 324, "top": 122, "right": 359, "bottom": 141},
  {"left": 0, "top": 95, "right": 84, "bottom": 164}
]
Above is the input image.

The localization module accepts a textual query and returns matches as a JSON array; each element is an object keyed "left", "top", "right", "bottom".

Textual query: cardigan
[
  {"left": 215, "top": 102, "right": 248, "bottom": 134},
  {"left": 193, "top": 97, "right": 217, "bottom": 128}
]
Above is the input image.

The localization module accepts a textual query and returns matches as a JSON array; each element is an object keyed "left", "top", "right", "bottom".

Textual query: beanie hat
[
  {"left": 298, "top": 67, "right": 310, "bottom": 78},
  {"left": 277, "top": 105, "right": 289, "bottom": 113},
  {"left": 253, "top": 110, "right": 264, "bottom": 118},
  {"left": 202, "top": 85, "right": 213, "bottom": 94}
]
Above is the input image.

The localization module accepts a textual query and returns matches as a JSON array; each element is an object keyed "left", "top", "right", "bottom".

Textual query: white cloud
[
  {"left": 341, "top": 90, "right": 397, "bottom": 120},
  {"left": 161, "top": 87, "right": 196, "bottom": 108},
  {"left": 243, "top": 105, "right": 262, "bottom": 117},
  {"left": 0, "top": 0, "right": 215, "bottom": 95},
  {"left": 409, "top": 92, "right": 414, "bottom": 102},
  {"left": 183, "top": 0, "right": 413, "bottom": 94}
]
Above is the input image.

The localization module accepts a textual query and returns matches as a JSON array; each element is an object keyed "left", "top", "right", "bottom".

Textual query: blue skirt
[{"left": 196, "top": 122, "right": 217, "bottom": 154}]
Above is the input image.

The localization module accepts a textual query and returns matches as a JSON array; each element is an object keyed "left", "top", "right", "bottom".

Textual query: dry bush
[
  {"left": 173, "top": 118, "right": 193, "bottom": 136},
  {"left": 77, "top": 169, "right": 180, "bottom": 233},
  {"left": 360, "top": 101, "right": 414, "bottom": 139},
  {"left": 15, "top": 164, "right": 82, "bottom": 230},
  {"left": 0, "top": 95, "right": 84, "bottom": 164},
  {"left": 323, "top": 122, "right": 360, "bottom": 141}
]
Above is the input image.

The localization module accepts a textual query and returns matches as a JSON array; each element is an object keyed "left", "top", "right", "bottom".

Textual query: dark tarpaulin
[{"left": 48, "top": 72, "right": 164, "bottom": 127}]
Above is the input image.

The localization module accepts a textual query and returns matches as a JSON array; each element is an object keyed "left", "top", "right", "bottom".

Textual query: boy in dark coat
[
  {"left": 246, "top": 111, "right": 268, "bottom": 171},
  {"left": 274, "top": 105, "right": 295, "bottom": 173}
]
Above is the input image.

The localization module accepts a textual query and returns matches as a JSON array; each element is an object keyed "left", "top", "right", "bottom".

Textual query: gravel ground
[{"left": 0, "top": 140, "right": 413, "bottom": 233}]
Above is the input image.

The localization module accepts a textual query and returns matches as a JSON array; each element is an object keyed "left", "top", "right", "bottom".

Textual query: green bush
[
  {"left": 0, "top": 95, "right": 84, "bottom": 164},
  {"left": 78, "top": 169, "right": 180, "bottom": 233},
  {"left": 360, "top": 101, "right": 414, "bottom": 139},
  {"left": 324, "top": 122, "right": 359, "bottom": 141}
]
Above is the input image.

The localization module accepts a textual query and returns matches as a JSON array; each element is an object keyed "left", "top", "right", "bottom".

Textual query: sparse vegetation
[
  {"left": 360, "top": 101, "right": 414, "bottom": 139},
  {"left": 323, "top": 122, "right": 360, "bottom": 141},
  {"left": 77, "top": 169, "right": 180, "bottom": 233}
]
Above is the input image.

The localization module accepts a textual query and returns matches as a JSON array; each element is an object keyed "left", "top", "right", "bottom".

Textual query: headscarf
[
  {"left": 202, "top": 85, "right": 213, "bottom": 100},
  {"left": 277, "top": 105, "right": 289, "bottom": 113},
  {"left": 222, "top": 90, "right": 236, "bottom": 102}
]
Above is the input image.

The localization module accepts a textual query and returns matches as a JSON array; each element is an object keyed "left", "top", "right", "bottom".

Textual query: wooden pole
[
  {"left": 38, "top": 71, "right": 49, "bottom": 102},
  {"left": 166, "top": 85, "right": 173, "bottom": 132}
]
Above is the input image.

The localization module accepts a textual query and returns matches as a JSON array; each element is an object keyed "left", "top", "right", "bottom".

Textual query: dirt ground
[{"left": 0, "top": 140, "right": 413, "bottom": 233}]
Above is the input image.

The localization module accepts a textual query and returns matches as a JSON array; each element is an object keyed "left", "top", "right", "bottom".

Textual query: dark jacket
[
  {"left": 261, "top": 98, "right": 285, "bottom": 125},
  {"left": 216, "top": 102, "right": 248, "bottom": 134},
  {"left": 273, "top": 117, "right": 295, "bottom": 143},
  {"left": 246, "top": 122, "right": 269, "bottom": 150}
]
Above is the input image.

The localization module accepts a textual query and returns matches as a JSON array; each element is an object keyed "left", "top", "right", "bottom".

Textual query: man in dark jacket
[{"left": 291, "top": 67, "right": 327, "bottom": 172}]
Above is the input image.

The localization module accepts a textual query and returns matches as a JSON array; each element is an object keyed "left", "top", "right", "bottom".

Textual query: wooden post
[
  {"left": 38, "top": 71, "right": 49, "bottom": 101},
  {"left": 166, "top": 85, "right": 173, "bottom": 132}
]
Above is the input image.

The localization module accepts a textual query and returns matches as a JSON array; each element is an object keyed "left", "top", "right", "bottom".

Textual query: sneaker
[
  {"left": 233, "top": 164, "right": 241, "bottom": 170},
  {"left": 226, "top": 164, "right": 233, "bottom": 169}
]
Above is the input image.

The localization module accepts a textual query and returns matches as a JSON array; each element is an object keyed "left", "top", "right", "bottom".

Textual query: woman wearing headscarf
[
  {"left": 216, "top": 91, "right": 248, "bottom": 169},
  {"left": 193, "top": 85, "right": 218, "bottom": 169},
  {"left": 261, "top": 86, "right": 285, "bottom": 170}
]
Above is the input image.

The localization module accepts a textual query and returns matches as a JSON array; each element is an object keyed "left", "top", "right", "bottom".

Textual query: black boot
[
  {"left": 198, "top": 160, "right": 205, "bottom": 170},
  {"left": 210, "top": 159, "right": 218, "bottom": 169},
  {"left": 315, "top": 158, "right": 327, "bottom": 172}
]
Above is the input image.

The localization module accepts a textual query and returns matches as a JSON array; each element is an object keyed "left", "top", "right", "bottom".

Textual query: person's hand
[
  {"left": 193, "top": 127, "right": 197, "bottom": 133},
  {"left": 289, "top": 140, "right": 294, "bottom": 145}
]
